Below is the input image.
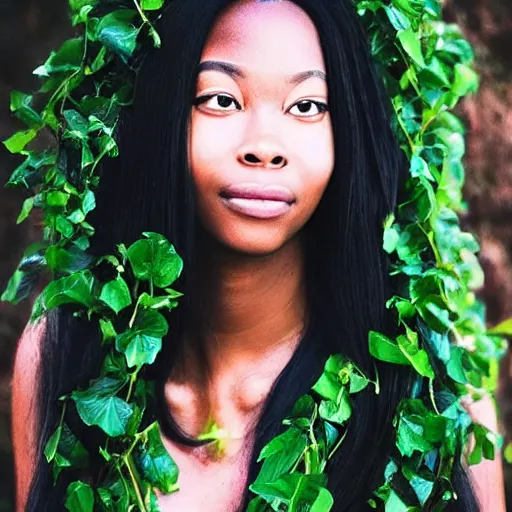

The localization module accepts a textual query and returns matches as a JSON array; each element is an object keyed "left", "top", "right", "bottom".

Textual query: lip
[
  {"left": 220, "top": 184, "right": 295, "bottom": 203},
  {"left": 220, "top": 184, "right": 295, "bottom": 220}
]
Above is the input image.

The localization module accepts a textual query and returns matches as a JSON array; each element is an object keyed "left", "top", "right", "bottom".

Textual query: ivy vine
[{"left": 2, "top": 0, "right": 508, "bottom": 510}]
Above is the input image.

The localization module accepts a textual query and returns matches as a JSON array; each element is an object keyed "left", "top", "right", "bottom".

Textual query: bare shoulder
[
  {"left": 463, "top": 394, "right": 506, "bottom": 512},
  {"left": 12, "top": 316, "right": 47, "bottom": 512}
]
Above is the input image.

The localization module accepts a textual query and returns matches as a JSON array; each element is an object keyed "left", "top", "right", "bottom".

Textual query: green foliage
[{"left": 1, "top": 0, "right": 507, "bottom": 510}]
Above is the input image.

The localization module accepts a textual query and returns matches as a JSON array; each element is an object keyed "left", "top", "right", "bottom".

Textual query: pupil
[
  {"left": 298, "top": 102, "right": 311, "bottom": 113},
  {"left": 219, "top": 96, "right": 232, "bottom": 108}
]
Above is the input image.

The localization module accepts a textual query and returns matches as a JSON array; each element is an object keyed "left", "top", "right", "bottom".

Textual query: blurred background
[{"left": 0, "top": 0, "right": 511, "bottom": 510}]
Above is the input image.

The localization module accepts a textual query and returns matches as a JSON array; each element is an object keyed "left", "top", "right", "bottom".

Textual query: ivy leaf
[
  {"left": 446, "top": 346, "right": 467, "bottom": 384},
  {"left": 349, "top": 373, "right": 369, "bottom": 393},
  {"left": 33, "top": 38, "right": 83, "bottom": 77},
  {"left": 312, "top": 371, "right": 341, "bottom": 402},
  {"left": 3, "top": 128, "right": 38, "bottom": 154},
  {"left": 115, "top": 309, "right": 168, "bottom": 369},
  {"left": 258, "top": 427, "right": 307, "bottom": 462},
  {"left": 369, "top": 331, "right": 410, "bottom": 365},
  {"left": 100, "top": 276, "right": 132, "bottom": 313},
  {"left": 72, "top": 377, "right": 133, "bottom": 437},
  {"left": 1, "top": 245, "right": 46, "bottom": 304},
  {"left": 396, "top": 333, "right": 435, "bottom": 379},
  {"left": 96, "top": 11, "right": 139, "bottom": 63},
  {"left": 253, "top": 431, "right": 308, "bottom": 486},
  {"left": 397, "top": 28, "right": 426, "bottom": 68},
  {"left": 16, "top": 197, "right": 34, "bottom": 224},
  {"left": 396, "top": 415, "right": 432, "bottom": 457},
  {"left": 311, "top": 487, "right": 334, "bottom": 512},
  {"left": 127, "top": 232, "right": 183, "bottom": 288},
  {"left": 134, "top": 422, "right": 179, "bottom": 493},
  {"left": 10, "top": 91, "right": 42, "bottom": 128},
  {"left": 45, "top": 245, "right": 95, "bottom": 274},
  {"left": 42, "top": 270, "right": 96, "bottom": 310},
  {"left": 141, "top": 0, "right": 164, "bottom": 9},
  {"left": 452, "top": 63, "right": 479, "bottom": 97},
  {"left": 318, "top": 394, "right": 352, "bottom": 425},
  {"left": 65, "top": 481, "right": 94, "bottom": 512},
  {"left": 44, "top": 425, "right": 62, "bottom": 463}
]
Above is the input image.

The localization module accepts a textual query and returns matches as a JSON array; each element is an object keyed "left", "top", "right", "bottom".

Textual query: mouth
[{"left": 219, "top": 184, "right": 296, "bottom": 219}]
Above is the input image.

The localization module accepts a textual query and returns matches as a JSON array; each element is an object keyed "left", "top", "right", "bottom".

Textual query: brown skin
[{"left": 11, "top": 1, "right": 506, "bottom": 511}]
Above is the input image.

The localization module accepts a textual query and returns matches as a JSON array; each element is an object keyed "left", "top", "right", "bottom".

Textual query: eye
[
  {"left": 288, "top": 100, "right": 328, "bottom": 118},
  {"left": 194, "top": 93, "right": 242, "bottom": 112}
]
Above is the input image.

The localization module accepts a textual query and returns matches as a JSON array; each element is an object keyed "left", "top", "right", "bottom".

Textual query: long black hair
[{"left": 26, "top": 0, "right": 479, "bottom": 510}]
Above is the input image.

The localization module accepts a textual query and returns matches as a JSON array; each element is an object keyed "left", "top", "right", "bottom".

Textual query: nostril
[
  {"left": 271, "top": 156, "right": 284, "bottom": 166},
  {"left": 245, "top": 154, "right": 260, "bottom": 163}
]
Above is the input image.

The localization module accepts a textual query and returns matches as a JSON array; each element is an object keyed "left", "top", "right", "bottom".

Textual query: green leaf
[
  {"left": 452, "top": 63, "right": 479, "bottom": 97},
  {"left": 63, "top": 109, "right": 89, "bottom": 140},
  {"left": 99, "top": 318, "right": 117, "bottom": 342},
  {"left": 312, "top": 372, "right": 341, "bottom": 402},
  {"left": 58, "top": 423, "right": 89, "bottom": 468},
  {"left": 488, "top": 318, "right": 512, "bottom": 336},
  {"left": 258, "top": 427, "right": 307, "bottom": 462},
  {"left": 42, "top": 270, "right": 96, "bottom": 309},
  {"left": 56, "top": 216, "right": 74, "bottom": 238},
  {"left": 82, "top": 190, "right": 96, "bottom": 214},
  {"left": 16, "top": 197, "right": 34, "bottom": 224},
  {"left": 253, "top": 434, "right": 308, "bottom": 487},
  {"left": 396, "top": 333, "right": 435, "bottom": 378},
  {"left": 396, "top": 415, "right": 432, "bottom": 457},
  {"left": 127, "top": 233, "right": 183, "bottom": 288},
  {"left": 44, "top": 426, "right": 62, "bottom": 463},
  {"left": 141, "top": 0, "right": 164, "bottom": 9},
  {"left": 65, "top": 481, "right": 94, "bottom": 512},
  {"left": 135, "top": 422, "right": 179, "bottom": 493},
  {"left": 69, "top": 0, "right": 99, "bottom": 13},
  {"left": 45, "top": 245, "right": 95, "bottom": 274},
  {"left": 446, "top": 346, "right": 467, "bottom": 384},
  {"left": 3, "top": 128, "right": 38, "bottom": 154},
  {"left": 397, "top": 28, "right": 426, "bottom": 68},
  {"left": 96, "top": 11, "right": 139, "bottom": 62},
  {"left": 310, "top": 488, "right": 334, "bottom": 512},
  {"left": 369, "top": 331, "right": 410, "bottom": 365},
  {"left": 349, "top": 373, "right": 369, "bottom": 393},
  {"left": 46, "top": 190, "right": 70, "bottom": 207},
  {"left": 383, "top": 225, "right": 399, "bottom": 254},
  {"left": 318, "top": 394, "right": 352, "bottom": 425},
  {"left": 383, "top": 5, "right": 411, "bottom": 31},
  {"left": 10, "top": 91, "right": 42, "bottom": 128},
  {"left": 100, "top": 276, "right": 132, "bottom": 313},
  {"left": 72, "top": 377, "right": 133, "bottom": 437},
  {"left": 115, "top": 309, "right": 168, "bottom": 369},
  {"left": 33, "top": 38, "right": 83, "bottom": 77},
  {"left": 409, "top": 475, "right": 434, "bottom": 505}
]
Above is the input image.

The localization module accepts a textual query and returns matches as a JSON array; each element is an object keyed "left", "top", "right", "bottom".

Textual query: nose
[
  {"left": 240, "top": 151, "right": 287, "bottom": 169},
  {"left": 237, "top": 113, "right": 288, "bottom": 170}
]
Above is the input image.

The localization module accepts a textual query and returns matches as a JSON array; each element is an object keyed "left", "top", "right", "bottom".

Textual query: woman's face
[{"left": 189, "top": 0, "right": 334, "bottom": 255}]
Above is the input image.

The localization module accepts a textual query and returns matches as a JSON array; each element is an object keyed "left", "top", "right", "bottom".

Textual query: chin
[{"left": 219, "top": 235, "right": 289, "bottom": 257}]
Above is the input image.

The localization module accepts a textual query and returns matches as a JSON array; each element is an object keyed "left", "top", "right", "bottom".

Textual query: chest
[{"left": 157, "top": 435, "right": 254, "bottom": 512}]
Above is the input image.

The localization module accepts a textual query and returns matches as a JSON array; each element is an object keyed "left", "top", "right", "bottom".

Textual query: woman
[{"left": 11, "top": 0, "right": 505, "bottom": 510}]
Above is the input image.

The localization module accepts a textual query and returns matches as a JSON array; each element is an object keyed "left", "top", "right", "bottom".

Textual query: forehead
[{"left": 200, "top": 0, "right": 326, "bottom": 74}]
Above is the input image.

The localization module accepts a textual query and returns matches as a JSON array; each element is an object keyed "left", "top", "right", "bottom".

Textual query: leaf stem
[
  {"left": 123, "top": 453, "right": 147, "bottom": 511},
  {"left": 126, "top": 371, "right": 138, "bottom": 403},
  {"left": 328, "top": 428, "right": 349, "bottom": 461}
]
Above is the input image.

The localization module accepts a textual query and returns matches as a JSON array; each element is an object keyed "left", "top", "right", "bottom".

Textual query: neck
[{"left": 195, "top": 235, "right": 306, "bottom": 373}]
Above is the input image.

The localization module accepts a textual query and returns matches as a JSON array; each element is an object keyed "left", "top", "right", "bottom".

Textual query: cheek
[
  {"left": 189, "top": 112, "right": 241, "bottom": 187},
  {"left": 297, "top": 122, "right": 335, "bottom": 205}
]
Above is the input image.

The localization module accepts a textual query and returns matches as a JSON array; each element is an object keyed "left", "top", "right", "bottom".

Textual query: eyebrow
[{"left": 197, "top": 60, "right": 327, "bottom": 85}]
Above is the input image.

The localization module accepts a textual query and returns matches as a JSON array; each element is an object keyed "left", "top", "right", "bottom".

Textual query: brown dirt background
[{"left": 0, "top": 1, "right": 511, "bottom": 510}]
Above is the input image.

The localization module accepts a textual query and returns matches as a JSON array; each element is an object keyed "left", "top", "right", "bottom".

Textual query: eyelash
[{"left": 193, "top": 93, "right": 329, "bottom": 117}]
